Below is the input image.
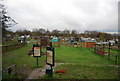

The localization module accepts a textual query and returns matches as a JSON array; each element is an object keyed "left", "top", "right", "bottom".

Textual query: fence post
[
  {"left": 108, "top": 42, "right": 111, "bottom": 60},
  {"left": 115, "top": 55, "right": 117, "bottom": 64},
  {"left": 8, "top": 67, "right": 12, "bottom": 78},
  {"left": 94, "top": 44, "right": 96, "bottom": 52},
  {"left": 15, "top": 64, "right": 17, "bottom": 78}
]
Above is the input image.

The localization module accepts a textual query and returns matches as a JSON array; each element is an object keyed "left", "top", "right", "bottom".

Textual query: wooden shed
[{"left": 85, "top": 41, "right": 95, "bottom": 48}]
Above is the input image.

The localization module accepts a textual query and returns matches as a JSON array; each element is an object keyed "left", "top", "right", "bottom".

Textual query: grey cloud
[{"left": 5, "top": 0, "right": 119, "bottom": 33}]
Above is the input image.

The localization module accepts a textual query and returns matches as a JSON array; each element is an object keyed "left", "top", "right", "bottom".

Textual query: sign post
[
  {"left": 33, "top": 45, "right": 41, "bottom": 67},
  {"left": 46, "top": 46, "right": 54, "bottom": 77}
]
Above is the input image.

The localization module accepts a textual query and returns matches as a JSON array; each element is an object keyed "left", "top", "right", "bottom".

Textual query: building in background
[{"left": 84, "top": 40, "right": 95, "bottom": 48}]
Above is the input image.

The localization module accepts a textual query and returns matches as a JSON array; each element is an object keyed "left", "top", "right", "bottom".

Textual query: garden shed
[{"left": 85, "top": 40, "right": 95, "bottom": 48}]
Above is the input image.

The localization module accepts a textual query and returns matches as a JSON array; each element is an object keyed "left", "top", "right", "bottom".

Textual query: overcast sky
[{"left": 2, "top": 0, "right": 119, "bottom": 33}]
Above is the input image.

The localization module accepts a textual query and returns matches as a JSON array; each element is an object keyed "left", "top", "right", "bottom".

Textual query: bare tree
[
  {"left": 0, "top": 3, "right": 17, "bottom": 28},
  {"left": 0, "top": 2, "right": 17, "bottom": 41},
  {"left": 63, "top": 29, "right": 70, "bottom": 34},
  {"left": 39, "top": 28, "right": 46, "bottom": 34},
  {"left": 71, "top": 30, "right": 77, "bottom": 34},
  {"left": 15, "top": 29, "right": 31, "bottom": 36},
  {"left": 32, "top": 28, "right": 40, "bottom": 36},
  {"left": 62, "top": 29, "right": 70, "bottom": 37},
  {"left": 52, "top": 29, "right": 61, "bottom": 35}
]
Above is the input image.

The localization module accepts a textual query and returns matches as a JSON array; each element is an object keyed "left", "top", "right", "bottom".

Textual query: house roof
[
  {"left": 85, "top": 40, "right": 95, "bottom": 43},
  {"left": 96, "top": 42, "right": 109, "bottom": 44}
]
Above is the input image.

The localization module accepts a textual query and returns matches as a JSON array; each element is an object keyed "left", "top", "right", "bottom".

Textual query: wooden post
[
  {"left": 94, "top": 44, "right": 96, "bottom": 52},
  {"left": 37, "top": 57, "right": 39, "bottom": 67},
  {"left": 103, "top": 44, "right": 105, "bottom": 49},
  {"left": 15, "top": 64, "right": 17, "bottom": 78},
  {"left": 108, "top": 42, "right": 111, "bottom": 60},
  {"left": 115, "top": 55, "right": 117, "bottom": 64}
]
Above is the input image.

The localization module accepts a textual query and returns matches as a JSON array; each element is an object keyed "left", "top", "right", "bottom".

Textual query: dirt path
[
  {"left": 24, "top": 63, "right": 65, "bottom": 80},
  {"left": 25, "top": 65, "right": 49, "bottom": 80},
  {"left": 25, "top": 63, "right": 59, "bottom": 80}
]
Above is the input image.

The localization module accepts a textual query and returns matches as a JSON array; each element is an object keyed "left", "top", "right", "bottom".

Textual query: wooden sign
[
  {"left": 33, "top": 45, "right": 41, "bottom": 57},
  {"left": 46, "top": 47, "right": 54, "bottom": 66},
  {"left": 41, "top": 37, "right": 49, "bottom": 47}
]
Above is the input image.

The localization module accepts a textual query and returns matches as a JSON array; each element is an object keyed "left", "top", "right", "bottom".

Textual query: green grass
[
  {"left": 2, "top": 41, "right": 20, "bottom": 46},
  {"left": 55, "top": 46, "right": 115, "bottom": 65},
  {"left": 104, "top": 48, "right": 119, "bottom": 55},
  {"left": 2, "top": 36, "right": 18, "bottom": 46},
  {"left": 102, "top": 48, "right": 119, "bottom": 63},
  {"left": 2, "top": 36, "right": 32, "bottom": 46},
  {"left": 43, "top": 46, "right": 119, "bottom": 79},
  {"left": 52, "top": 64, "right": 118, "bottom": 79},
  {"left": 2, "top": 43, "right": 46, "bottom": 79},
  {"left": 2, "top": 43, "right": 119, "bottom": 79}
]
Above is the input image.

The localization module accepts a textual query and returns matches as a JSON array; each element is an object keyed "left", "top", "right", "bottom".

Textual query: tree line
[
  {"left": 11, "top": 28, "right": 117, "bottom": 41},
  {"left": 15, "top": 28, "right": 78, "bottom": 37}
]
